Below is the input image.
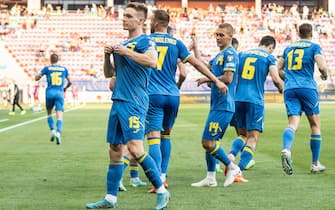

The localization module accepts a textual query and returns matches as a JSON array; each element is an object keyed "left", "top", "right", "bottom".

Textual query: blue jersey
[
  {"left": 112, "top": 34, "right": 156, "bottom": 108},
  {"left": 235, "top": 48, "right": 276, "bottom": 106},
  {"left": 147, "top": 33, "right": 190, "bottom": 96},
  {"left": 281, "top": 40, "right": 322, "bottom": 90},
  {"left": 209, "top": 45, "right": 238, "bottom": 112},
  {"left": 40, "top": 64, "right": 69, "bottom": 97}
]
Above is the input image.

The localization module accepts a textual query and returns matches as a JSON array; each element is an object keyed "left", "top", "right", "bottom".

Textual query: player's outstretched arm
[
  {"left": 104, "top": 46, "right": 115, "bottom": 78},
  {"left": 315, "top": 55, "right": 328, "bottom": 80},
  {"left": 269, "top": 65, "right": 283, "bottom": 94},
  {"left": 188, "top": 56, "right": 227, "bottom": 94},
  {"left": 189, "top": 35, "right": 210, "bottom": 68}
]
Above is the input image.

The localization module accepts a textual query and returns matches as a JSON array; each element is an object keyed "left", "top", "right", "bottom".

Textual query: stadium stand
[{"left": 0, "top": 3, "right": 334, "bottom": 102}]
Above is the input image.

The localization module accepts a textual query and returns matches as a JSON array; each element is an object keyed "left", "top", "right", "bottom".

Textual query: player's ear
[{"left": 139, "top": 17, "right": 145, "bottom": 25}]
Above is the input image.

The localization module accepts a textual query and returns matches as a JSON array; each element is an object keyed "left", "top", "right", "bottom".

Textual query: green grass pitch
[{"left": 0, "top": 103, "right": 334, "bottom": 210}]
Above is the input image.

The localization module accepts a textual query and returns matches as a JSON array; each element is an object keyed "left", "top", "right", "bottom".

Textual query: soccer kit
[
  {"left": 40, "top": 64, "right": 69, "bottom": 111},
  {"left": 145, "top": 32, "right": 191, "bottom": 178},
  {"left": 106, "top": 34, "right": 156, "bottom": 144},
  {"left": 198, "top": 45, "right": 239, "bottom": 175},
  {"left": 282, "top": 40, "right": 322, "bottom": 115},
  {"left": 103, "top": 34, "right": 166, "bottom": 203},
  {"left": 235, "top": 48, "right": 277, "bottom": 132},
  {"left": 146, "top": 32, "right": 191, "bottom": 132},
  {"left": 280, "top": 39, "right": 325, "bottom": 175},
  {"left": 202, "top": 45, "right": 238, "bottom": 140}
]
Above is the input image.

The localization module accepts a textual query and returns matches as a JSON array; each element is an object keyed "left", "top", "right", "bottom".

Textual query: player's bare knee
[
  {"left": 109, "top": 145, "right": 123, "bottom": 160},
  {"left": 109, "top": 144, "right": 123, "bottom": 153},
  {"left": 127, "top": 144, "right": 144, "bottom": 158},
  {"left": 147, "top": 131, "right": 160, "bottom": 138},
  {"left": 201, "top": 140, "right": 214, "bottom": 151}
]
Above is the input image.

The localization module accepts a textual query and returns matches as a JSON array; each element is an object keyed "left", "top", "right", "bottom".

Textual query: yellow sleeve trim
[{"left": 182, "top": 55, "right": 192, "bottom": 63}]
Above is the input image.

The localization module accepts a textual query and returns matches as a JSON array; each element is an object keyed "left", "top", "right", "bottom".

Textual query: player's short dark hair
[
  {"left": 126, "top": 2, "right": 148, "bottom": 21},
  {"left": 218, "top": 23, "right": 234, "bottom": 36},
  {"left": 299, "top": 23, "right": 313, "bottom": 39},
  {"left": 259, "top": 35, "right": 276, "bottom": 49},
  {"left": 50, "top": 53, "right": 58, "bottom": 64},
  {"left": 152, "top": 9, "right": 170, "bottom": 27},
  {"left": 232, "top": 37, "right": 239, "bottom": 46}
]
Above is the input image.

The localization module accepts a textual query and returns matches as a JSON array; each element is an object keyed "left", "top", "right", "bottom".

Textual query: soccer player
[
  {"left": 219, "top": 37, "right": 243, "bottom": 173},
  {"left": 86, "top": 3, "right": 169, "bottom": 209},
  {"left": 278, "top": 23, "right": 328, "bottom": 175},
  {"left": 35, "top": 53, "right": 72, "bottom": 145},
  {"left": 227, "top": 35, "right": 283, "bottom": 182},
  {"left": 146, "top": 10, "right": 228, "bottom": 193},
  {"left": 108, "top": 77, "right": 147, "bottom": 191},
  {"left": 191, "top": 23, "right": 240, "bottom": 188},
  {"left": 8, "top": 81, "right": 26, "bottom": 116}
]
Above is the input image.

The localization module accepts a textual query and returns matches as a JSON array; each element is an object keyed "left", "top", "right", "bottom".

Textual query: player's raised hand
[{"left": 188, "top": 35, "right": 198, "bottom": 51}]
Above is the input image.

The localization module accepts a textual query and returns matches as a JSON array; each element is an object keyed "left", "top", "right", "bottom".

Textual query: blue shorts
[
  {"left": 202, "top": 110, "right": 234, "bottom": 140},
  {"left": 235, "top": 101, "right": 264, "bottom": 132},
  {"left": 45, "top": 90, "right": 64, "bottom": 111},
  {"left": 107, "top": 100, "right": 147, "bottom": 144},
  {"left": 284, "top": 88, "right": 320, "bottom": 116},
  {"left": 145, "top": 95, "right": 180, "bottom": 133},
  {"left": 229, "top": 113, "right": 238, "bottom": 127}
]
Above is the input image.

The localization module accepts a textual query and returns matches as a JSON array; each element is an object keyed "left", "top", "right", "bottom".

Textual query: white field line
[
  {"left": 0, "top": 106, "right": 82, "bottom": 133},
  {"left": 0, "top": 119, "right": 9, "bottom": 123}
]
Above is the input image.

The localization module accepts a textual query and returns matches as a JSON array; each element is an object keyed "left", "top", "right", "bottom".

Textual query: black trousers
[{"left": 12, "top": 95, "right": 23, "bottom": 112}]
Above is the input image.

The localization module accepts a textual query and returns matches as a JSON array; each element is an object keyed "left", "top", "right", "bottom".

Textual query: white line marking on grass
[
  {"left": 32, "top": 110, "right": 45, "bottom": 114},
  {"left": 0, "top": 119, "right": 9, "bottom": 123},
  {"left": 0, "top": 106, "right": 82, "bottom": 133}
]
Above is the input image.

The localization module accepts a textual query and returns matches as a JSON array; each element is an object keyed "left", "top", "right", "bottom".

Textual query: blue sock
[
  {"left": 56, "top": 119, "right": 63, "bottom": 133},
  {"left": 310, "top": 134, "right": 322, "bottom": 162},
  {"left": 230, "top": 136, "right": 245, "bottom": 156},
  {"left": 123, "top": 156, "right": 130, "bottom": 170},
  {"left": 214, "top": 141, "right": 221, "bottom": 166},
  {"left": 147, "top": 137, "right": 162, "bottom": 174},
  {"left": 206, "top": 152, "right": 216, "bottom": 172},
  {"left": 129, "top": 164, "right": 139, "bottom": 179},
  {"left": 208, "top": 143, "right": 231, "bottom": 166},
  {"left": 282, "top": 127, "right": 295, "bottom": 150},
  {"left": 160, "top": 135, "right": 171, "bottom": 174},
  {"left": 136, "top": 153, "right": 162, "bottom": 189},
  {"left": 238, "top": 146, "right": 255, "bottom": 171},
  {"left": 47, "top": 115, "right": 54, "bottom": 130},
  {"left": 106, "top": 161, "right": 124, "bottom": 196}
]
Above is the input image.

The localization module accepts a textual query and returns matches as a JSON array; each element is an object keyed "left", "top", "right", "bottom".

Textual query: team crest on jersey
[
  {"left": 227, "top": 55, "right": 233, "bottom": 62},
  {"left": 148, "top": 39, "right": 156, "bottom": 50}
]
